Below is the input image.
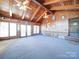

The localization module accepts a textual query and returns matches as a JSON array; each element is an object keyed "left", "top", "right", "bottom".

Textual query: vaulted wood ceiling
[
  {"left": 43, "top": 0, "right": 79, "bottom": 11},
  {"left": 0, "top": 0, "right": 79, "bottom": 23}
]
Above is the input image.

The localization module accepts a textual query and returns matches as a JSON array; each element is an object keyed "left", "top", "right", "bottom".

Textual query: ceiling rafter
[
  {"left": 36, "top": 11, "right": 46, "bottom": 22},
  {"left": 44, "top": 0, "right": 70, "bottom": 5},
  {"left": 30, "top": 6, "right": 41, "bottom": 21},
  {"left": 73, "top": 0, "right": 77, "bottom": 5},
  {"left": 50, "top": 4, "right": 79, "bottom": 10},
  {"left": 32, "top": 0, "right": 52, "bottom": 14}
]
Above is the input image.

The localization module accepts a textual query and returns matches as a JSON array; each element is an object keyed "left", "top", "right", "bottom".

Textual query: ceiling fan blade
[
  {"left": 22, "top": 11, "right": 26, "bottom": 19},
  {"left": 23, "top": 0, "right": 29, "bottom": 5},
  {"left": 26, "top": 6, "right": 32, "bottom": 10},
  {"left": 14, "top": 0, "right": 21, "bottom": 4}
]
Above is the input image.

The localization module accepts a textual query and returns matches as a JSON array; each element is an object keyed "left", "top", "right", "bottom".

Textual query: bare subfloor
[{"left": 0, "top": 35, "right": 79, "bottom": 59}]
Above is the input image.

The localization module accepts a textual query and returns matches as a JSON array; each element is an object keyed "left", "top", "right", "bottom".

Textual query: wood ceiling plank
[
  {"left": 44, "top": 0, "right": 70, "bottom": 5},
  {"left": 30, "top": 6, "right": 41, "bottom": 21},
  {"left": 50, "top": 4, "right": 79, "bottom": 10},
  {"left": 8, "top": 0, "right": 13, "bottom": 6},
  {"left": 36, "top": 11, "right": 46, "bottom": 22},
  {"left": 32, "top": 0, "right": 52, "bottom": 14}
]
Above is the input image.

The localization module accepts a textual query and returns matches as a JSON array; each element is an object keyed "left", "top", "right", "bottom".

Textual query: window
[
  {"left": 52, "top": 16, "right": 56, "bottom": 20},
  {"left": 0, "top": 22, "right": 9, "bottom": 37},
  {"left": 33, "top": 25, "right": 37, "bottom": 34},
  {"left": 17, "top": 24, "right": 20, "bottom": 31},
  {"left": 33, "top": 25, "right": 40, "bottom": 34},
  {"left": 36, "top": 26, "right": 40, "bottom": 34},
  {"left": 21, "top": 24, "right": 26, "bottom": 37},
  {"left": 27, "top": 25, "right": 31, "bottom": 36},
  {"left": 61, "top": 16, "right": 65, "bottom": 20},
  {"left": 10, "top": 23, "right": 17, "bottom": 36}
]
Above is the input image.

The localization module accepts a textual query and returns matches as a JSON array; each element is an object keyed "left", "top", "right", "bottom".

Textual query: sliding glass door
[
  {"left": 0, "top": 22, "right": 9, "bottom": 37},
  {"left": 33, "top": 25, "right": 40, "bottom": 34},
  {"left": 10, "top": 23, "right": 17, "bottom": 36},
  {"left": 33, "top": 25, "right": 37, "bottom": 34},
  {"left": 36, "top": 26, "right": 40, "bottom": 34},
  {"left": 21, "top": 24, "right": 26, "bottom": 37},
  {"left": 27, "top": 25, "right": 31, "bottom": 36},
  {"left": 0, "top": 21, "right": 40, "bottom": 39}
]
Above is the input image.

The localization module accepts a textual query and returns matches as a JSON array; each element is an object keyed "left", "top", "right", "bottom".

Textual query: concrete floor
[{"left": 0, "top": 35, "right": 79, "bottom": 59}]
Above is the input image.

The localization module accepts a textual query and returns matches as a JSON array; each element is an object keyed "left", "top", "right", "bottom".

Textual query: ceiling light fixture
[{"left": 43, "top": 12, "right": 48, "bottom": 18}]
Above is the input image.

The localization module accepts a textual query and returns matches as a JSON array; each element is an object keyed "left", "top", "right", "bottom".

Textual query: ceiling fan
[
  {"left": 13, "top": 0, "right": 32, "bottom": 19},
  {"left": 14, "top": 0, "right": 32, "bottom": 10}
]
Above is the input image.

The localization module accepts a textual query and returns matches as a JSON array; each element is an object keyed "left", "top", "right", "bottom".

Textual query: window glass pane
[
  {"left": 10, "top": 23, "right": 17, "bottom": 36},
  {"left": 21, "top": 24, "right": 26, "bottom": 36},
  {"left": 27, "top": 25, "right": 31, "bottom": 36},
  {"left": 0, "top": 22, "right": 9, "bottom": 37},
  {"left": 17, "top": 24, "right": 20, "bottom": 31},
  {"left": 33, "top": 25, "right": 37, "bottom": 34},
  {"left": 33, "top": 25, "right": 40, "bottom": 34},
  {"left": 52, "top": 16, "right": 56, "bottom": 20},
  {"left": 36, "top": 26, "right": 40, "bottom": 34}
]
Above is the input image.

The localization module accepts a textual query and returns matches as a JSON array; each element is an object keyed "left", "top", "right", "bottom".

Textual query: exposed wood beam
[
  {"left": 50, "top": 4, "right": 79, "bottom": 10},
  {"left": 59, "top": 0, "right": 64, "bottom": 6},
  {"left": 36, "top": 11, "right": 46, "bottom": 22},
  {"left": 73, "top": 0, "right": 76, "bottom": 5},
  {"left": 30, "top": 6, "right": 41, "bottom": 21},
  {"left": 32, "top": 0, "right": 52, "bottom": 14},
  {"left": 44, "top": 0, "right": 69, "bottom": 5}
]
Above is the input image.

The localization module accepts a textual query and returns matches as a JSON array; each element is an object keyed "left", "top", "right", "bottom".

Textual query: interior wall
[{"left": 41, "top": 11, "right": 79, "bottom": 38}]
